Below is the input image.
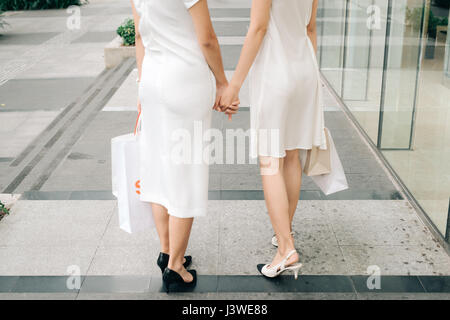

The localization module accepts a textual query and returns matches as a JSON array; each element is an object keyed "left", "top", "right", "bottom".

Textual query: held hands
[{"left": 214, "top": 82, "right": 240, "bottom": 121}]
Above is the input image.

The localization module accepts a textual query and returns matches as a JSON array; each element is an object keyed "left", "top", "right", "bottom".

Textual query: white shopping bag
[
  {"left": 306, "top": 128, "right": 349, "bottom": 195},
  {"left": 111, "top": 127, "right": 154, "bottom": 233}
]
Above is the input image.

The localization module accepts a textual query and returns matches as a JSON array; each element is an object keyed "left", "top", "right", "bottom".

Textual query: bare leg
[
  {"left": 260, "top": 156, "right": 299, "bottom": 267},
  {"left": 151, "top": 203, "right": 169, "bottom": 254},
  {"left": 167, "top": 216, "right": 194, "bottom": 282},
  {"left": 283, "top": 150, "right": 302, "bottom": 228}
]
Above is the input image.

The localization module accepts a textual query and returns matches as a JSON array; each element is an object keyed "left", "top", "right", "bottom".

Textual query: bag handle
[{"left": 134, "top": 110, "right": 141, "bottom": 136}]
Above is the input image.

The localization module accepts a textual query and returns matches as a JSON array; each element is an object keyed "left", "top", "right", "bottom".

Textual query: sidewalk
[{"left": 0, "top": 0, "right": 449, "bottom": 300}]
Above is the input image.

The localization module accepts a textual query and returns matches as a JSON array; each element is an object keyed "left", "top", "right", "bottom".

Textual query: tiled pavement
[{"left": 0, "top": 0, "right": 449, "bottom": 299}]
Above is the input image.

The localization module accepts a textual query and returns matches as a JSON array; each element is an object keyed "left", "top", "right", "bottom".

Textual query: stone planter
[{"left": 104, "top": 36, "right": 136, "bottom": 69}]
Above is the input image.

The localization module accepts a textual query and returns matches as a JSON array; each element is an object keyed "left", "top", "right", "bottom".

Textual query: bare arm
[
  {"left": 188, "top": 0, "right": 228, "bottom": 108},
  {"left": 230, "top": 0, "right": 271, "bottom": 90},
  {"left": 307, "top": 0, "right": 318, "bottom": 53},
  {"left": 219, "top": 0, "right": 272, "bottom": 113},
  {"left": 131, "top": 0, "right": 144, "bottom": 112}
]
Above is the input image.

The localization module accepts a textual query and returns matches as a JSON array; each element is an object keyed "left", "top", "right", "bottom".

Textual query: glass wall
[{"left": 318, "top": 0, "right": 450, "bottom": 240}]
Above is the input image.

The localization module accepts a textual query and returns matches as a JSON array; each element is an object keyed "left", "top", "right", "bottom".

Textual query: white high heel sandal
[
  {"left": 272, "top": 231, "right": 294, "bottom": 247},
  {"left": 257, "top": 249, "right": 303, "bottom": 279}
]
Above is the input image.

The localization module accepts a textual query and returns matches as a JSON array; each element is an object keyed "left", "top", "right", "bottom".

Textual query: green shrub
[
  {"left": 0, "top": 0, "right": 87, "bottom": 11},
  {"left": 117, "top": 18, "right": 135, "bottom": 46},
  {"left": 0, "top": 200, "right": 9, "bottom": 221}
]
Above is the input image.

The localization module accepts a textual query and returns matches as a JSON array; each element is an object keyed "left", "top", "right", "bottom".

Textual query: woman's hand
[
  {"left": 219, "top": 83, "right": 240, "bottom": 120},
  {"left": 213, "top": 81, "right": 228, "bottom": 111}
]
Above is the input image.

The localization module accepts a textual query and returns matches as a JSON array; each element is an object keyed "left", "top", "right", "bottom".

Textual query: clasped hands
[{"left": 213, "top": 82, "right": 240, "bottom": 120}]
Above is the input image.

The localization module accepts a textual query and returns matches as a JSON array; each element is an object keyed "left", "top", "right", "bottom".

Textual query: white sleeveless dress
[
  {"left": 133, "top": 0, "right": 214, "bottom": 218},
  {"left": 250, "top": 0, "right": 327, "bottom": 158}
]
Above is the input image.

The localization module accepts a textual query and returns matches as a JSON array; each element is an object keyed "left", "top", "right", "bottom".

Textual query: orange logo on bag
[{"left": 135, "top": 180, "right": 141, "bottom": 195}]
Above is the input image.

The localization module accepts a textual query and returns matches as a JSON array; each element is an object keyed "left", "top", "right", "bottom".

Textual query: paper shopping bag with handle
[
  {"left": 303, "top": 128, "right": 331, "bottom": 176},
  {"left": 310, "top": 128, "right": 349, "bottom": 195},
  {"left": 111, "top": 113, "right": 154, "bottom": 233}
]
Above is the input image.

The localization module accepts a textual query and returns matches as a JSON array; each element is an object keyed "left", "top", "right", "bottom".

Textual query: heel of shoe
[
  {"left": 157, "top": 252, "right": 169, "bottom": 274},
  {"left": 164, "top": 281, "right": 170, "bottom": 293},
  {"left": 292, "top": 264, "right": 302, "bottom": 280}
]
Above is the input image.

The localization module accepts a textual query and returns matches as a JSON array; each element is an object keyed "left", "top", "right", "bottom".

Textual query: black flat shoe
[
  {"left": 157, "top": 252, "right": 192, "bottom": 273},
  {"left": 162, "top": 268, "right": 197, "bottom": 293}
]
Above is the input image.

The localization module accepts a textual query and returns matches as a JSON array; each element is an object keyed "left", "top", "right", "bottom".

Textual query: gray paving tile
[
  {"left": 346, "top": 174, "right": 395, "bottom": 191},
  {"left": 80, "top": 276, "right": 151, "bottom": 293},
  {"left": 210, "top": 8, "right": 250, "bottom": 18},
  {"left": 221, "top": 173, "right": 261, "bottom": 190},
  {"left": 216, "top": 292, "right": 358, "bottom": 300},
  {"left": 0, "top": 216, "right": 107, "bottom": 247},
  {"left": 72, "top": 31, "right": 117, "bottom": 43},
  {"left": 322, "top": 200, "right": 418, "bottom": 222},
  {"left": 213, "top": 21, "right": 249, "bottom": 36},
  {"left": 321, "top": 189, "right": 403, "bottom": 200},
  {"left": 0, "top": 78, "right": 94, "bottom": 111},
  {"left": 69, "top": 190, "right": 115, "bottom": 200},
  {"left": 217, "top": 275, "right": 355, "bottom": 293},
  {"left": 217, "top": 202, "right": 273, "bottom": 275},
  {"left": 42, "top": 111, "right": 136, "bottom": 191},
  {"left": 0, "top": 32, "right": 58, "bottom": 45},
  {"left": 351, "top": 275, "right": 425, "bottom": 293},
  {"left": 0, "top": 276, "right": 19, "bottom": 292},
  {"left": 296, "top": 245, "right": 349, "bottom": 275},
  {"left": 187, "top": 207, "right": 221, "bottom": 275},
  {"left": 149, "top": 275, "right": 218, "bottom": 293},
  {"left": 220, "top": 45, "right": 242, "bottom": 70},
  {"left": 87, "top": 245, "right": 156, "bottom": 276},
  {"left": 419, "top": 276, "right": 450, "bottom": 293},
  {"left": 209, "top": 173, "right": 221, "bottom": 191},
  {"left": 12, "top": 276, "right": 82, "bottom": 293},
  {"left": 355, "top": 292, "right": 450, "bottom": 300},
  {"left": 76, "top": 291, "right": 359, "bottom": 300},
  {"left": 5, "top": 7, "right": 127, "bottom": 19},
  {"left": 78, "top": 292, "right": 223, "bottom": 300},
  {"left": 0, "top": 292, "right": 78, "bottom": 300},
  {"left": 340, "top": 155, "right": 385, "bottom": 175},
  {"left": 210, "top": 163, "right": 259, "bottom": 174},
  {"left": 209, "top": 190, "right": 266, "bottom": 200},
  {"left": 340, "top": 245, "right": 450, "bottom": 276},
  {"left": 21, "top": 191, "right": 71, "bottom": 200}
]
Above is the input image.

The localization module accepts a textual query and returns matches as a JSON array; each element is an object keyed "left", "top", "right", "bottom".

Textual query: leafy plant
[
  {"left": 406, "top": 7, "right": 448, "bottom": 38},
  {"left": 117, "top": 18, "right": 135, "bottom": 46},
  {"left": 0, "top": 0, "right": 87, "bottom": 11},
  {"left": 0, "top": 200, "right": 10, "bottom": 220}
]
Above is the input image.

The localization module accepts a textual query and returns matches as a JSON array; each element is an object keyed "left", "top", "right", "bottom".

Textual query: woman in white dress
[
  {"left": 220, "top": 0, "right": 325, "bottom": 278},
  {"left": 131, "top": 0, "right": 234, "bottom": 292}
]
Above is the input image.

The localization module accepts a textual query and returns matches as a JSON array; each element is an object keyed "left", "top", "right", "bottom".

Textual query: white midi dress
[
  {"left": 250, "top": 0, "right": 327, "bottom": 158},
  {"left": 133, "top": 0, "right": 215, "bottom": 218}
]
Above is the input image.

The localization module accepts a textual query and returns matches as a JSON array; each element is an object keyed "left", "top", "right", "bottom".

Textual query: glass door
[{"left": 378, "top": 0, "right": 425, "bottom": 150}]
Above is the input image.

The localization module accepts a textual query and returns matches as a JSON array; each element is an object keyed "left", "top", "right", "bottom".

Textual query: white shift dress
[
  {"left": 133, "top": 0, "right": 215, "bottom": 218},
  {"left": 250, "top": 0, "right": 327, "bottom": 158}
]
